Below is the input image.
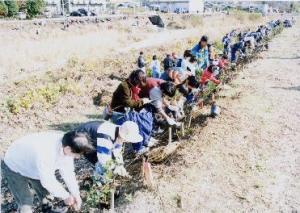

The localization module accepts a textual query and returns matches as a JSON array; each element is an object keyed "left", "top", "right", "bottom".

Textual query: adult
[
  {"left": 110, "top": 69, "right": 150, "bottom": 114},
  {"left": 2, "top": 131, "right": 94, "bottom": 212}
]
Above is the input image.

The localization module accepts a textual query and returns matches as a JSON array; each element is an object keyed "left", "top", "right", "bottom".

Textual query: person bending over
[{"left": 2, "top": 131, "right": 94, "bottom": 212}]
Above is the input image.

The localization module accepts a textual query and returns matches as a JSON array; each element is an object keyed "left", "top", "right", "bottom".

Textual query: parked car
[{"left": 70, "top": 8, "right": 88, "bottom": 17}]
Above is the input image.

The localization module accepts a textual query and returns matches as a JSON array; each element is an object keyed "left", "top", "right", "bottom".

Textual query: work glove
[
  {"left": 167, "top": 104, "right": 178, "bottom": 112},
  {"left": 142, "top": 98, "right": 152, "bottom": 105},
  {"left": 166, "top": 117, "right": 177, "bottom": 126},
  {"left": 113, "top": 165, "right": 131, "bottom": 178}
]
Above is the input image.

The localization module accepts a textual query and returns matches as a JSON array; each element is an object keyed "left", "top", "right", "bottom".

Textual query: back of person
[
  {"left": 163, "top": 56, "right": 174, "bottom": 71},
  {"left": 138, "top": 55, "right": 145, "bottom": 69},
  {"left": 4, "top": 132, "right": 64, "bottom": 179},
  {"left": 139, "top": 78, "right": 165, "bottom": 98}
]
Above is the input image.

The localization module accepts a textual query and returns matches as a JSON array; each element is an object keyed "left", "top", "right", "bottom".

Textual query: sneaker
[{"left": 147, "top": 137, "right": 159, "bottom": 147}]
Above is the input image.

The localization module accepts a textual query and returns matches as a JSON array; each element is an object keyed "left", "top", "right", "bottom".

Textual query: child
[{"left": 150, "top": 55, "right": 161, "bottom": 78}]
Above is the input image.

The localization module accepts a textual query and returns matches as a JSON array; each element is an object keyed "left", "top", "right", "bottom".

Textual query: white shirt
[
  {"left": 96, "top": 122, "right": 123, "bottom": 167},
  {"left": 4, "top": 132, "right": 80, "bottom": 200},
  {"left": 149, "top": 86, "right": 163, "bottom": 111},
  {"left": 150, "top": 60, "right": 160, "bottom": 71}
]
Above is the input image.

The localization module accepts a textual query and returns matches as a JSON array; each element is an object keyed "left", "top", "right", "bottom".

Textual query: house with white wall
[
  {"left": 45, "top": 0, "right": 107, "bottom": 16},
  {"left": 147, "top": 0, "right": 204, "bottom": 13}
]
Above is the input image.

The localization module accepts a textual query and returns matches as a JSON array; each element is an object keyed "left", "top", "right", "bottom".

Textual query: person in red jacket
[
  {"left": 139, "top": 77, "right": 165, "bottom": 98},
  {"left": 200, "top": 64, "right": 221, "bottom": 85}
]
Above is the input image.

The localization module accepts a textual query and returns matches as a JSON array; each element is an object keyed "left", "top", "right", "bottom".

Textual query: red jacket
[
  {"left": 139, "top": 78, "right": 165, "bottom": 98},
  {"left": 200, "top": 69, "right": 220, "bottom": 85},
  {"left": 218, "top": 58, "right": 229, "bottom": 69}
]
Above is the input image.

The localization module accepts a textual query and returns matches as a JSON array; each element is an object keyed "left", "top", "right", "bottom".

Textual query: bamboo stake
[
  {"left": 168, "top": 127, "right": 172, "bottom": 144},
  {"left": 181, "top": 123, "right": 185, "bottom": 137},
  {"left": 110, "top": 186, "right": 115, "bottom": 213},
  {"left": 188, "top": 112, "right": 192, "bottom": 128}
]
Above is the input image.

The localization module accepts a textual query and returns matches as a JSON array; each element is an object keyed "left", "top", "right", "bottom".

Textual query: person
[
  {"left": 149, "top": 81, "right": 178, "bottom": 126},
  {"left": 186, "top": 55, "right": 198, "bottom": 76},
  {"left": 137, "top": 51, "right": 146, "bottom": 72},
  {"left": 110, "top": 69, "right": 150, "bottom": 114},
  {"left": 176, "top": 50, "right": 192, "bottom": 74},
  {"left": 171, "top": 52, "right": 179, "bottom": 67},
  {"left": 200, "top": 64, "right": 221, "bottom": 86},
  {"left": 163, "top": 54, "right": 175, "bottom": 71},
  {"left": 139, "top": 77, "right": 165, "bottom": 98},
  {"left": 74, "top": 121, "right": 143, "bottom": 182},
  {"left": 191, "top": 35, "right": 210, "bottom": 70},
  {"left": 150, "top": 55, "right": 161, "bottom": 78},
  {"left": 2, "top": 131, "right": 94, "bottom": 213}
]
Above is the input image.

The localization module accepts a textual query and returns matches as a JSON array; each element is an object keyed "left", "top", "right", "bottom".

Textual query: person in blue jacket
[{"left": 191, "top": 35, "right": 210, "bottom": 70}]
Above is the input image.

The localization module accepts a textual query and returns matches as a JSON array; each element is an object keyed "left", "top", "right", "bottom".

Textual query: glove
[
  {"left": 102, "top": 105, "right": 112, "bottom": 120},
  {"left": 167, "top": 104, "right": 178, "bottom": 112},
  {"left": 166, "top": 117, "right": 176, "bottom": 126},
  {"left": 142, "top": 98, "right": 152, "bottom": 105},
  {"left": 113, "top": 166, "right": 130, "bottom": 178}
]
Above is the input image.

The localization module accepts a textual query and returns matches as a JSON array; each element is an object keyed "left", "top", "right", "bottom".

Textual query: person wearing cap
[
  {"left": 74, "top": 120, "right": 143, "bottom": 183},
  {"left": 2, "top": 131, "right": 94, "bottom": 212},
  {"left": 191, "top": 35, "right": 210, "bottom": 70}
]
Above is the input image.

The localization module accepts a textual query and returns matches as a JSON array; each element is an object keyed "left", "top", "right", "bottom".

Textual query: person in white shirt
[
  {"left": 2, "top": 131, "right": 94, "bottom": 213},
  {"left": 149, "top": 81, "right": 178, "bottom": 126},
  {"left": 150, "top": 55, "right": 161, "bottom": 78}
]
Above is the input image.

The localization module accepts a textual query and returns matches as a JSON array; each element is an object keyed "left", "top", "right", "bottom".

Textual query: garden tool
[{"left": 142, "top": 156, "right": 154, "bottom": 188}]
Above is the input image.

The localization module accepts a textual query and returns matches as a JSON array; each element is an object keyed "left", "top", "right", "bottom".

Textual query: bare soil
[
  {"left": 115, "top": 20, "right": 300, "bottom": 212},
  {"left": 1, "top": 14, "right": 299, "bottom": 213}
]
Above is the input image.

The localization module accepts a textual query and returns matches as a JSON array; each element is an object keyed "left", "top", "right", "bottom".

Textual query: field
[{"left": 1, "top": 12, "right": 299, "bottom": 212}]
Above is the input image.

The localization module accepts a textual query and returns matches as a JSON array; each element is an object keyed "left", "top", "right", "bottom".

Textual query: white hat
[{"left": 119, "top": 121, "right": 143, "bottom": 143}]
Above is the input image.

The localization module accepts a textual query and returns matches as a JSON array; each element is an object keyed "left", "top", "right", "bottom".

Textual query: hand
[
  {"left": 73, "top": 195, "right": 82, "bottom": 211},
  {"left": 166, "top": 117, "right": 176, "bottom": 126},
  {"left": 113, "top": 166, "right": 130, "bottom": 178},
  {"left": 142, "top": 98, "right": 152, "bottom": 105},
  {"left": 64, "top": 195, "right": 75, "bottom": 206},
  {"left": 167, "top": 104, "right": 178, "bottom": 111}
]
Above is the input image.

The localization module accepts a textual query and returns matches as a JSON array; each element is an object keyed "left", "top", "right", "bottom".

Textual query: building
[
  {"left": 45, "top": 0, "right": 107, "bottom": 16},
  {"left": 147, "top": 0, "right": 204, "bottom": 13}
]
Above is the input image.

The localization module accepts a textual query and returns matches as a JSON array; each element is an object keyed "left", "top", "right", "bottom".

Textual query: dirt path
[{"left": 116, "top": 22, "right": 300, "bottom": 212}]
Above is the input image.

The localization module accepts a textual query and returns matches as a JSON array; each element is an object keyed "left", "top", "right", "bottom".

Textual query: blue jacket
[
  {"left": 191, "top": 44, "right": 209, "bottom": 70},
  {"left": 115, "top": 110, "right": 154, "bottom": 151}
]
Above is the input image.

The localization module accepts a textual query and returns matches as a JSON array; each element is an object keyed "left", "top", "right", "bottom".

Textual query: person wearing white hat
[{"left": 74, "top": 120, "right": 143, "bottom": 183}]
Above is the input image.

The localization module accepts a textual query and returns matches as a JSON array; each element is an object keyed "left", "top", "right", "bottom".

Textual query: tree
[
  {"left": 4, "top": 0, "right": 19, "bottom": 17},
  {"left": 0, "top": 0, "right": 8, "bottom": 17},
  {"left": 26, "top": 0, "right": 45, "bottom": 18}
]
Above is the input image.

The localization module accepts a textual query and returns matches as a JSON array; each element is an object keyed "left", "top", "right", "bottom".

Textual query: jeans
[
  {"left": 152, "top": 70, "right": 161, "bottom": 78},
  {"left": 1, "top": 161, "right": 49, "bottom": 213}
]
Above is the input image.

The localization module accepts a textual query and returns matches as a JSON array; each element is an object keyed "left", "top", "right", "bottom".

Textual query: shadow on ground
[{"left": 271, "top": 85, "right": 300, "bottom": 91}]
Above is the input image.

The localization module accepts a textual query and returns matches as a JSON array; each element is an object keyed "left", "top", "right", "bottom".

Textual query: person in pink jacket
[{"left": 200, "top": 64, "right": 221, "bottom": 85}]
